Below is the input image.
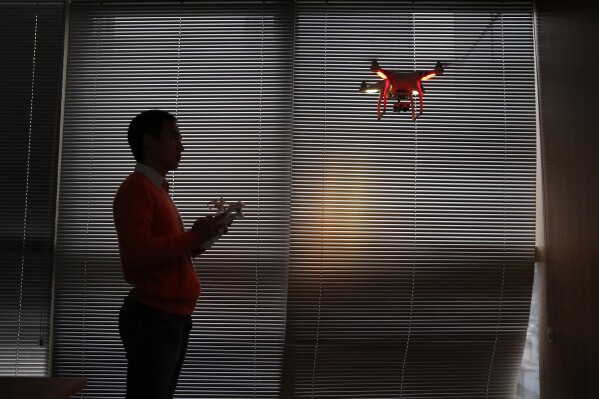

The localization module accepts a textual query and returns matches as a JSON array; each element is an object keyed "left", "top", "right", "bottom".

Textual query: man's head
[{"left": 128, "top": 110, "right": 183, "bottom": 175}]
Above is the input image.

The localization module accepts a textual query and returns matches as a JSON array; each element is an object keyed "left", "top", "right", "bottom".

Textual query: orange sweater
[{"left": 113, "top": 170, "right": 201, "bottom": 315}]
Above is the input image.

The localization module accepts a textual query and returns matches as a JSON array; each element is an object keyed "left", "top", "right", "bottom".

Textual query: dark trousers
[{"left": 119, "top": 296, "right": 192, "bottom": 399}]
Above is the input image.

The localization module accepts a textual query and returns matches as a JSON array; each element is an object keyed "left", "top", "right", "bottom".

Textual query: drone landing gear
[{"left": 409, "top": 91, "right": 426, "bottom": 122}]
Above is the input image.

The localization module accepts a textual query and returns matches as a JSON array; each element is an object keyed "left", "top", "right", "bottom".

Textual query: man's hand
[
  {"left": 211, "top": 212, "right": 234, "bottom": 234},
  {"left": 191, "top": 215, "right": 217, "bottom": 242}
]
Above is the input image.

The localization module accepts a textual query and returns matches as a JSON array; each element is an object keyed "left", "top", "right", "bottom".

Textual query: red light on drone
[
  {"left": 376, "top": 71, "right": 388, "bottom": 80},
  {"left": 421, "top": 73, "right": 436, "bottom": 81}
]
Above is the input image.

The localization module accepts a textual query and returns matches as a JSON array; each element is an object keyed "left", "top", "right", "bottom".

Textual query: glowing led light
[
  {"left": 376, "top": 71, "right": 388, "bottom": 80},
  {"left": 412, "top": 90, "right": 419, "bottom": 95},
  {"left": 366, "top": 89, "right": 380, "bottom": 93},
  {"left": 421, "top": 73, "right": 436, "bottom": 81}
]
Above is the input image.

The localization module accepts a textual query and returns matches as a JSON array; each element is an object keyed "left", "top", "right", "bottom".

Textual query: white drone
[{"left": 200, "top": 196, "right": 245, "bottom": 250}]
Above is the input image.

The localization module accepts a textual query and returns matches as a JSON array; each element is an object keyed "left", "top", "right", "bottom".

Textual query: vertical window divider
[{"left": 49, "top": 0, "right": 71, "bottom": 377}]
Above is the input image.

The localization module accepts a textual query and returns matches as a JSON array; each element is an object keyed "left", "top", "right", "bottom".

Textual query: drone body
[
  {"left": 207, "top": 196, "right": 226, "bottom": 211},
  {"left": 199, "top": 196, "right": 246, "bottom": 251},
  {"left": 207, "top": 195, "right": 245, "bottom": 218},
  {"left": 359, "top": 60, "right": 444, "bottom": 121}
]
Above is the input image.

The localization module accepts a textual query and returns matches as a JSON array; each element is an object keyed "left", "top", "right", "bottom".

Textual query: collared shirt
[
  {"left": 135, "top": 163, "right": 166, "bottom": 189},
  {"left": 135, "top": 163, "right": 186, "bottom": 234}
]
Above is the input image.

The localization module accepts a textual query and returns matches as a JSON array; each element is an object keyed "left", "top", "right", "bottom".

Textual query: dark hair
[{"left": 127, "top": 109, "right": 177, "bottom": 162}]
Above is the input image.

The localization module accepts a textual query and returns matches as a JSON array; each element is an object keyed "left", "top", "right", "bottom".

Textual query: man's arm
[
  {"left": 191, "top": 247, "right": 206, "bottom": 258},
  {"left": 113, "top": 185, "right": 201, "bottom": 268}
]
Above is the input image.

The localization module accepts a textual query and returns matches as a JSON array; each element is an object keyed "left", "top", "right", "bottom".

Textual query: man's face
[{"left": 144, "top": 120, "right": 184, "bottom": 173}]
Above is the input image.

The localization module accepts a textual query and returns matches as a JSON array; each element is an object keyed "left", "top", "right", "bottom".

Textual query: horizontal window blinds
[
  {"left": 0, "top": 2, "right": 64, "bottom": 376},
  {"left": 51, "top": 2, "right": 292, "bottom": 398},
  {"left": 49, "top": 1, "right": 537, "bottom": 397},
  {"left": 282, "top": 1, "right": 536, "bottom": 398}
]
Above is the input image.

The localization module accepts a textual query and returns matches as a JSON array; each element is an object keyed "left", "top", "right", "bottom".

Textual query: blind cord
[
  {"left": 486, "top": 10, "right": 506, "bottom": 395},
  {"left": 254, "top": 2, "right": 265, "bottom": 397},
  {"left": 400, "top": 5, "right": 417, "bottom": 397},
  {"left": 17, "top": 9, "right": 38, "bottom": 375},
  {"left": 170, "top": 1, "right": 182, "bottom": 199},
  {"left": 311, "top": 2, "right": 327, "bottom": 397},
  {"left": 79, "top": 7, "right": 103, "bottom": 387}
]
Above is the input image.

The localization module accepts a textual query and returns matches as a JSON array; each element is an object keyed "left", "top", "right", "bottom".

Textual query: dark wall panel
[{"left": 535, "top": 1, "right": 599, "bottom": 398}]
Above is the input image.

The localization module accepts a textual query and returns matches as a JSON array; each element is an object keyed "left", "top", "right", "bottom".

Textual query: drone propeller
[
  {"left": 369, "top": 59, "right": 383, "bottom": 73},
  {"left": 435, "top": 61, "right": 444, "bottom": 73}
]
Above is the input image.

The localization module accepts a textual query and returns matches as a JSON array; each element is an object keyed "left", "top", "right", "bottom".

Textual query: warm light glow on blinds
[{"left": 282, "top": 1, "right": 536, "bottom": 398}]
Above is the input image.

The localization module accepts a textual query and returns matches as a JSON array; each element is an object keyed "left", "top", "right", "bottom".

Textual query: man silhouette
[{"left": 113, "top": 110, "right": 224, "bottom": 399}]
